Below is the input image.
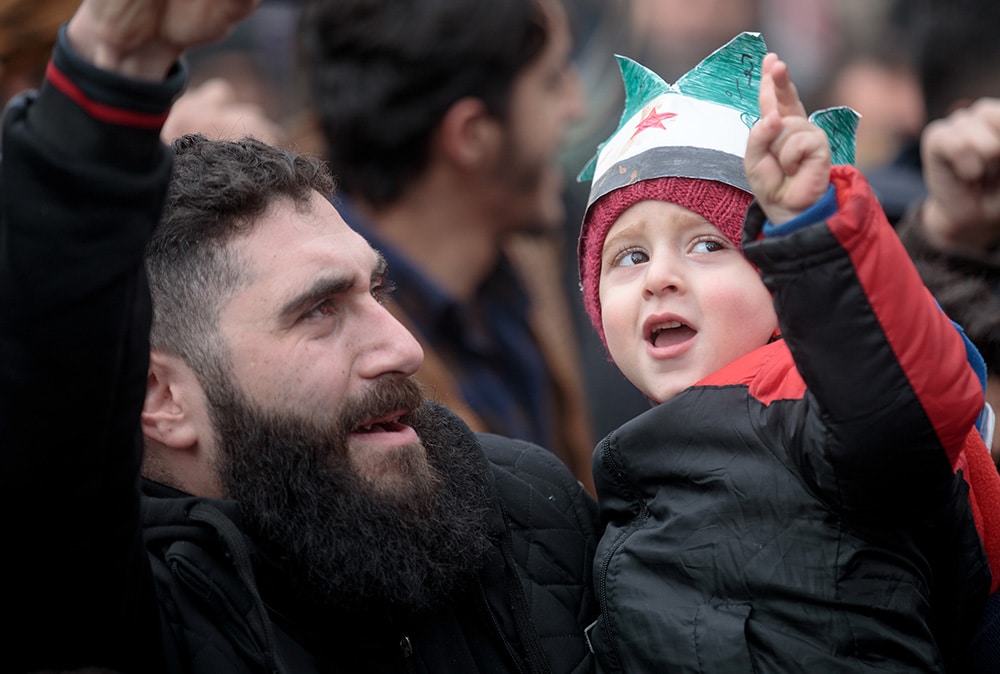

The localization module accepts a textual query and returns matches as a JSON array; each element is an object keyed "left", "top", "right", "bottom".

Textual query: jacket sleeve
[
  {"left": 0, "top": 27, "right": 184, "bottom": 674},
  {"left": 742, "top": 166, "right": 984, "bottom": 510},
  {"left": 897, "top": 192, "right": 1000, "bottom": 600},
  {"left": 897, "top": 202, "right": 1000, "bottom": 383}
]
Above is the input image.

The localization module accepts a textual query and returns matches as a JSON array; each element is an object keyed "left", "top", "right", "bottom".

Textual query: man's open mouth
[{"left": 353, "top": 410, "right": 411, "bottom": 433}]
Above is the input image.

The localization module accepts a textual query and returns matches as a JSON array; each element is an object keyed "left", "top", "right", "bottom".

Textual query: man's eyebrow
[
  {"left": 279, "top": 276, "right": 354, "bottom": 319},
  {"left": 279, "top": 251, "right": 389, "bottom": 320}
]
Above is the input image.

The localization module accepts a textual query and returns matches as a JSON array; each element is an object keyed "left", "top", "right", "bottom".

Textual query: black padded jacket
[{"left": 590, "top": 169, "right": 1000, "bottom": 673}]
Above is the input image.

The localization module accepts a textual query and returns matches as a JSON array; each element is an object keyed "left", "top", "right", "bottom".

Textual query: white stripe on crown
[{"left": 592, "top": 92, "right": 753, "bottom": 186}]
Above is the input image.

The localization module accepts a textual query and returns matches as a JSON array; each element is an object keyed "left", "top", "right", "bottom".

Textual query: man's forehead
[
  {"left": 237, "top": 196, "right": 369, "bottom": 259},
  {"left": 230, "top": 201, "right": 386, "bottom": 297}
]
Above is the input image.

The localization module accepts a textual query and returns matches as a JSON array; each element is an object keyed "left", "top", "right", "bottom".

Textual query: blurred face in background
[
  {"left": 488, "top": 0, "right": 586, "bottom": 236},
  {"left": 628, "top": 0, "right": 758, "bottom": 80}
]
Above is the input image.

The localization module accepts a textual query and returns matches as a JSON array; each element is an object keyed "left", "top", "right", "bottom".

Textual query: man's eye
[
  {"left": 307, "top": 299, "right": 337, "bottom": 318},
  {"left": 614, "top": 250, "right": 648, "bottom": 267},
  {"left": 371, "top": 279, "right": 397, "bottom": 305},
  {"left": 302, "top": 298, "right": 338, "bottom": 319}
]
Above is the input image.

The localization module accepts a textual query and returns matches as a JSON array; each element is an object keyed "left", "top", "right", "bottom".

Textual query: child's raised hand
[{"left": 745, "top": 53, "right": 831, "bottom": 225}]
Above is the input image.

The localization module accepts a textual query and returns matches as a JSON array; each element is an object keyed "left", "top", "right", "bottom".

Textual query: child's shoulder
[{"left": 697, "top": 338, "right": 805, "bottom": 405}]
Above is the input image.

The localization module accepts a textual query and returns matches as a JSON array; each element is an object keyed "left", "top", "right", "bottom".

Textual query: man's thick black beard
[{"left": 207, "top": 377, "right": 496, "bottom": 612}]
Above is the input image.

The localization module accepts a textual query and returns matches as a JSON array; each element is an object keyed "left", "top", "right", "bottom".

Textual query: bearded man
[{"left": 0, "top": 1, "right": 599, "bottom": 672}]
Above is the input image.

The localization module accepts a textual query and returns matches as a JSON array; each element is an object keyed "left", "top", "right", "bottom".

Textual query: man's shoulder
[
  {"left": 477, "top": 433, "right": 584, "bottom": 493},
  {"left": 475, "top": 431, "right": 599, "bottom": 672},
  {"left": 476, "top": 432, "right": 598, "bottom": 534}
]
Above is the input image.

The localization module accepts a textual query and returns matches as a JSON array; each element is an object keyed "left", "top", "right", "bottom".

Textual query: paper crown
[{"left": 577, "top": 32, "right": 860, "bottom": 210}]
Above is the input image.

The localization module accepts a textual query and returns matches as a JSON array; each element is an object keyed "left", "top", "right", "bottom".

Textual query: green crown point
[
  {"left": 577, "top": 56, "right": 672, "bottom": 183},
  {"left": 617, "top": 55, "right": 674, "bottom": 127},
  {"left": 809, "top": 106, "right": 861, "bottom": 167},
  {"left": 675, "top": 31, "right": 766, "bottom": 122}
]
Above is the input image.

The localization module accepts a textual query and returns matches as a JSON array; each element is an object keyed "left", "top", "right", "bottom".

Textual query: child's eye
[
  {"left": 613, "top": 249, "right": 649, "bottom": 267},
  {"left": 691, "top": 238, "right": 726, "bottom": 254}
]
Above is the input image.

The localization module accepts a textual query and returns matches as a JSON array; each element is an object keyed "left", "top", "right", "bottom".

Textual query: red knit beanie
[{"left": 578, "top": 177, "right": 753, "bottom": 346}]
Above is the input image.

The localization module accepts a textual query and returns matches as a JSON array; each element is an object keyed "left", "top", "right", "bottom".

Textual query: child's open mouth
[{"left": 649, "top": 320, "right": 696, "bottom": 348}]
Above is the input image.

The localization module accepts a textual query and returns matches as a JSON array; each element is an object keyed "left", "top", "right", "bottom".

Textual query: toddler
[{"left": 578, "top": 33, "right": 1000, "bottom": 672}]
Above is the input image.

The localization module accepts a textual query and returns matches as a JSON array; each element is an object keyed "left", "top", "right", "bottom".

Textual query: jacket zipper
[
  {"left": 478, "top": 579, "right": 525, "bottom": 674},
  {"left": 595, "top": 434, "right": 648, "bottom": 674},
  {"left": 187, "top": 503, "right": 285, "bottom": 673}
]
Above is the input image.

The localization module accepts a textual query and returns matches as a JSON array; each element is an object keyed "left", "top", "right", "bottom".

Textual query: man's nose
[{"left": 359, "top": 300, "right": 425, "bottom": 379}]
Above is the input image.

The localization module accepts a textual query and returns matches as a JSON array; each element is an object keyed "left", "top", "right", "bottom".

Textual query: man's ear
[
  {"left": 435, "top": 96, "right": 502, "bottom": 169},
  {"left": 141, "top": 350, "right": 206, "bottom": 450},
  {"left": 142, "top": 351, "right": 224, "bottom": 498}
]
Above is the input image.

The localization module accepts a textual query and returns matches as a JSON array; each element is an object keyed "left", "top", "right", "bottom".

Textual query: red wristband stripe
[{"left": 46, "top": 61, "right": 170, "bottom": 130}]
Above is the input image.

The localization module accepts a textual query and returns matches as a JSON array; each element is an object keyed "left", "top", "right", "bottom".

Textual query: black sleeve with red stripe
[
  {"left": 1, "top": 25, "right": 186, "bottom": 674},
  {"left": 30, "top": 25, "right": 185, "bottom": 170}
]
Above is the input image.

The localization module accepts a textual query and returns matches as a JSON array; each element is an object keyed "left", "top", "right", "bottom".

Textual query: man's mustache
[{"left": 334, "top": 376, "right": 427, "bottom": 436}]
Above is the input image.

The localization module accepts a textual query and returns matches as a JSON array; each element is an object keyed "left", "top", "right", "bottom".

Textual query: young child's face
[{"left": 599, "top": 199, "right": 779, "bottom": 403}]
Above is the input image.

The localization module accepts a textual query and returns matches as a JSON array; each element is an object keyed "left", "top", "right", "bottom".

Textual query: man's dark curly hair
[{"left": 145, "top": 134, "right": 336, "bottom": 382}]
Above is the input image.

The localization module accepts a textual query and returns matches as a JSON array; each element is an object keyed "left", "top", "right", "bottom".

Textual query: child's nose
[{"left": 643, "top": 257, "right": 684, "bottom": 298}]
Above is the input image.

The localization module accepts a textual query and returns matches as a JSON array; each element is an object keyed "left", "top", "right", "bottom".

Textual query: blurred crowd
[{"left": 2, "top": 0, "right": 993, "bottom": 443}]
